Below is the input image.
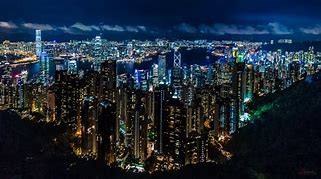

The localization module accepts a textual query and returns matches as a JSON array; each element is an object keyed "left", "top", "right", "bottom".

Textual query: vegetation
[{"left": 1, "top": 73, "right": 321, "bottom": 178}]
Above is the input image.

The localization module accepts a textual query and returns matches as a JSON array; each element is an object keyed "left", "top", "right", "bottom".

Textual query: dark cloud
[{"left": 0, "top": 0, "right": 321, "bottom": 40}]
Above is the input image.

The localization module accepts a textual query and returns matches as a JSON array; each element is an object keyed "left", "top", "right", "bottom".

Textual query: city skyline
[{"left": 1, "top": 1, "right": 321, "bottom": 178}]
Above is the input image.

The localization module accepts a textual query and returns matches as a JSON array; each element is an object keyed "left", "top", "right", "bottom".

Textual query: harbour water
[{"left": 0, "top": 48, "right": 218, "bottom": 80}]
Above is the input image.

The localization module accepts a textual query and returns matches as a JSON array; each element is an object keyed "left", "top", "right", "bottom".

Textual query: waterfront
[{"left": 0, "top": 48, "right": 218, "bottom": 80}]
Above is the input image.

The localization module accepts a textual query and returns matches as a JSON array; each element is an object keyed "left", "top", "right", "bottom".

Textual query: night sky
[{"left": 1, "top": 0, "right": 321, "bottom": 41}]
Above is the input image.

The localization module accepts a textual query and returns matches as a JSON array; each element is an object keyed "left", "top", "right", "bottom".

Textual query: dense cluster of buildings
[{"left": 0, "top": 30, "right": 320, "bottom": 172}]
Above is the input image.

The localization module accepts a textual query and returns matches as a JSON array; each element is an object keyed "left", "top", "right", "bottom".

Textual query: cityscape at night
[{"left": 1, "top": 0, "right": 321, "bottom": 178}]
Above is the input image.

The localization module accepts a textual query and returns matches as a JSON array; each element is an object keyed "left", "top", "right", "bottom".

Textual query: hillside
[
  {"left": 227, "top": 73, "right": 321, "bottom": 178},
  {"left": 1, "top": 73, "right": 321, "bottom": 178}
]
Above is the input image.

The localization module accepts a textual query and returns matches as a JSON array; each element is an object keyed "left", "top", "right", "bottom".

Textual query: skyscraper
[
  {"left": 100, "top": 59, "right": 116, "bottom": 102},
  {"left": 97, "top": 100, "right": 117, "bottom": 164},
  {"left": 35, "top": 30, "right": 42, "bottom": 58},
  {"left": 158, "top": 55, "right": 166, "bottom": 83},
  {"left": 81, "top": 96, "right": 98, "bottom": 156},
  {"left": 154, "top": 84, "right": 167, "bottom": 153},
  {"left": 163, "top": 98, "right": 186, "bottom": 167},
  {"left": 93, "top": 36, "right": 102, "bottom": 72},
  {"left": 232, "top": 49, "right": 246, "bottom": 130},
  {"left": 172, "top": 49, "right": 183, "bottom": 99},
  {"left": 151, "top": 64, "right": 159, "bottom": 87},
  {"left": 68, "top": 60, "right": 78, "bottom": 75}
]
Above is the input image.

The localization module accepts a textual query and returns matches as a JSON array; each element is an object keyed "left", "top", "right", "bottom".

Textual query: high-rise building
[
  {"left": 151, "top": 64, "right": 159, "bottom": 87},
  {"left": 134, "top": 69, "right": 149, "bottom": 92},
  {"left": 93, "top": 36, "right": 102, "bottom": 72},
  {"left": 133, "top": 92, "right": 148, "bottom": 161},
  {"left": 68, "top": 60, "right": 78, "bottom": 75},
  {"left": 232, "top": 51, "right": 246, "bottom": 130},
  {"left": 55, "top": 70, "right": 82, "bottom": 128},
  {"left": 153, "top": 84, "right": 167, "bottom": 153},
  {"left": 163, "top": 97, "right": 186, "bottom": 167},
  {"left": 171, "top": 49, "right": 183, "bottom": 100},
  {"left": 97, "top": 100, "right": 117, "bottom": 164},
  {"left": 158, "top": 55, "right": 166, "bottom": 83},
  {"left": 101, "top": 59, "right": 117, "bottom": 102},
  {"left": 81, "top": 96, "right": 98, "bottom": 156},
  {"left": 40, "top": 51, "right": 50, "bottom": 85},
  {"left": 35, "top": 30, "right": 42, "bottom": 58}
]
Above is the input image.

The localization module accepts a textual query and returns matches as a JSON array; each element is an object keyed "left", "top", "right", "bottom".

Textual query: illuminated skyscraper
[
  {"left": 134, "top": 70, "right": 149, "bottom": 92},
  {"left": 35, "top": 30, "right": 42, "bottom": 58},
  {"left": 100, "top": 59, "right": 116, "bottom": 102},
  {"left": 158, "top": 55, "right": 166, "bottom": 83},
  {"left": 163, "top": 98, "right": 186, "bottom": 167},
  {"left": 154, "top": 84, "right": 167, "bottom": 153},
  {"left": 127, "top": 42, "right": 134, "bottom": 57},
  {"left": 81, "top": 96, "right": 98, "bottom": 156},
  {"left": 93, "top": 36, "right": 102, "bottom": 71},
  {"left": 55, "top": 70, "right": 81, "bottom": 128},
  {"left": 173, "top": 48, "right": 181, "bottom": 68},
  {"left": 151, "top": 64, "right": 159, "bottom": 87},
  {"left": 133, "top": 93, "right": 148, "bottom": 161},
  {"left": 172, "top": 49, "right": 183, "bottom": 99},
  {"left": 40, "top": 51, "right": 50, "bottom": 85},
  {"left": 68, "top": 60, "right": 78, "bottom": 75},
  {"left": 232, "top": 49, "right": 247, "bottom": 130}
]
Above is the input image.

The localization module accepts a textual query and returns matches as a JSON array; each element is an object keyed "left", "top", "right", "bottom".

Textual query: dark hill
[
  {"left": 227, "top": 73, "right": 321, "bottom": 178},
  {"left": 1, "top": 73, "right": 321, "bottom": 178}
]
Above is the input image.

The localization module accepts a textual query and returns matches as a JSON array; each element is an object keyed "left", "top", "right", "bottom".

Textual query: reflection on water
[{"left": 0, "top": 48, "right": 217, "bottom": 79}]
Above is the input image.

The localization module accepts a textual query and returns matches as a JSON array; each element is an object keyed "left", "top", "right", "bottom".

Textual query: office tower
[
  {"left": 173, "top": 48, "right": 181, "bottom": 68},
  {"left": 97, "top": 100, "right": 116, "bottom": 164},
  {"left": 68, "top": 60, "right": 78, "bottom": 75},
  {"left": 244, "top": 64, "right": 254, "bottom": 101},
  {"left": 93, "top": 36, "right": 102, "bottom": 72},
  {"left": 127, "top": 42, "right": 134, "bottom": 57},
  {"left": 81, "top": 96, "right": 98, "bottom": 156},
  {"left": 40, "top": 51, "right": 50, "bottom": 85},
  {"left": 158, "top": 55, "right": 166, "bottom": 83},
  {"left": 134, "top": 69, "right": 149, "bottom": 92},
  {"left": 35, "top": 30, "right": 42, "bottom": 58},
  {"left": 207, "top": 65, "right": 214, "bottom": 85},
  {"left": 232, "top": 50, "right": 246, "bottom": 130},
  {"left": 100, "top": 59, "right": 116, "bottom": 102},
  {"left": 163, "top": 98, "right": 186, "bottom": 167},
  {"left": 172, "top": 49, "right": 183, "bottom": 100},
  {"left": 151, "top": 64, "right": 159, "bottom": 87}
]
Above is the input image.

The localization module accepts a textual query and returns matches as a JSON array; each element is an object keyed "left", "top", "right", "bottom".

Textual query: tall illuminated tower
[
  {"left": 151, "top": 64, "right": 159, "bottom": 87},
  {"left": 173, "top": 48, "right": 181, "bottom": 68},
  {"left": 68, "top": 60, "right": 78, "bottom": 75},
  {"left": 100, "top": 59, "right": 116, "bottom": 102},
  {"left": 158, "top": 55, "right": 166, "bottom": 83},
  {"left": 164, "top": 98, "right": 186, "bottom": 167},
  {"left": 93, "top": 36, "right": 102, "bottom": 72},
  {"left": 172, "top": 48, "right": 183, "bottom": 99},
  {"left": 40, "top": 51, "right": 50, "bottom": 85},
  {"left": 81, "top": 96, "right": 98, "bottom": 156},
  {"left": 35, "top": 30, "right": 42, "bottom": 58}
]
